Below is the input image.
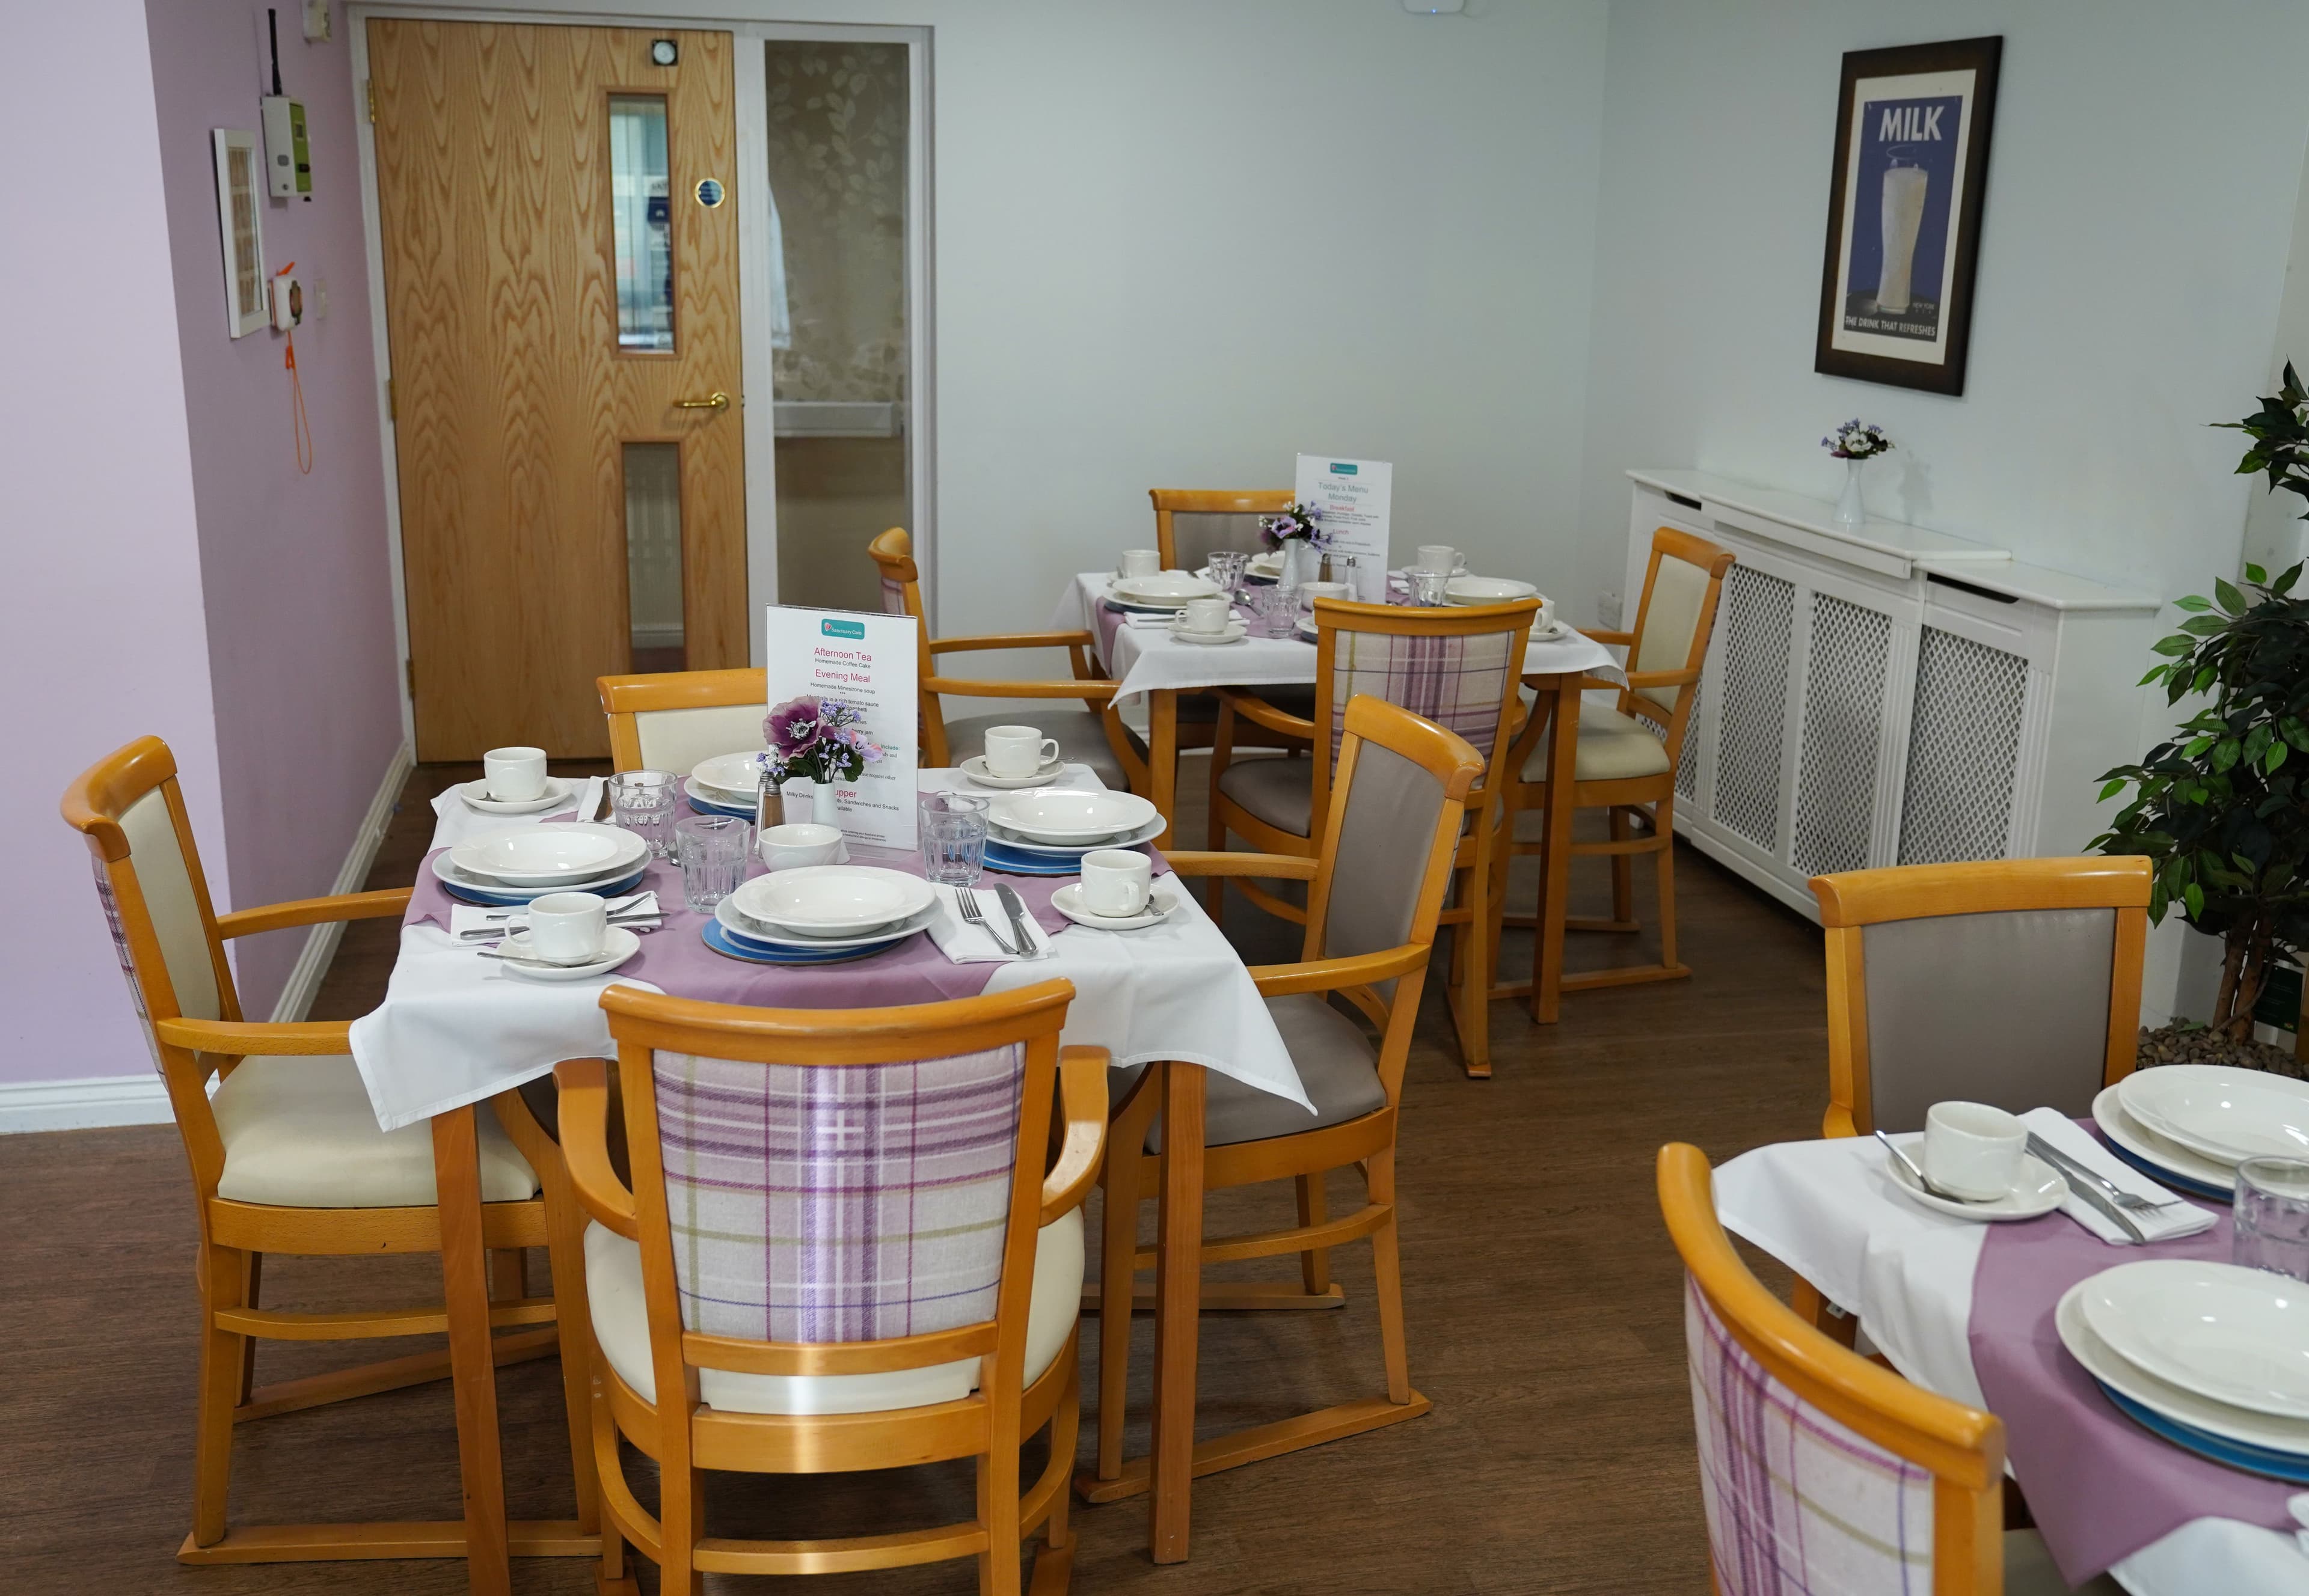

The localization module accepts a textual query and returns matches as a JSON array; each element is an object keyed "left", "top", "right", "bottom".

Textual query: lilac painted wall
[
  {"left": 1, "top": 0, "right": 227, "bottom": 1083},
  {"left": 144, "top": 0, "right": 405, "bottom": 1015}
]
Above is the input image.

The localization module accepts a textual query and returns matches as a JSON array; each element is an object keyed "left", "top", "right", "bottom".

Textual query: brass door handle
[{"left": 673, "top": 391, "right": 731, "bottom": 411}]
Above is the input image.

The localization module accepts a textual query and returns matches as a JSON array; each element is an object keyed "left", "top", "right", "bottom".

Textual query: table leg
[
  {"left": 432, "top": 1106, "right": 511, "bottom": 1595},
  {"left": 1147, "top": 1059, "right": 1207, "bottom": 1563},
  {"left": 1147, "top": 690, "right": 1180, "bottom": 848},
  {"left": 1535, "top": 676, "right": 1579, "bottom": 1026}
]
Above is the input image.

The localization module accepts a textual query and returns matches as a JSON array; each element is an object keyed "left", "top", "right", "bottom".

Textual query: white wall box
[{"left": 1627, "top": 469, "right": 2164, "bottom": 922}]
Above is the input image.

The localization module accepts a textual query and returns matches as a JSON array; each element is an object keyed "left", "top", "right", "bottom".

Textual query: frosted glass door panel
[{"left": 625, "top": 443, "right": 684, "bottom": 671}]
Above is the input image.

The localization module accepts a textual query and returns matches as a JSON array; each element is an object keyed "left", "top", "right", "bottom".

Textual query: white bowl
[
  {"left": 2117, "top": 1066, "right": 2309, "bottom": 1166},
  {"left": 692, "top": 750, "right": 771, "bottom": 798},
  {"left": 2079, "top": 1260, "right": 2309, "bottom": 1419},
  {"left": 451, "top": 825, "right": 628, "bottom": 885},
  {"left": 989, "top": 789, "right": 1159, "bottom": 843},
  {"left": 730, "top": 866, "right": 937, "bottom": 937},
  {"left": 1444, "top": 576, "right": 1540, "bottom": 604}
]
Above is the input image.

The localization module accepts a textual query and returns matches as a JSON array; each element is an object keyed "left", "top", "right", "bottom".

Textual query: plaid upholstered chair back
[
  {"left": 646, "top": 1043, "right": 1031, "bottom": 1343},
  {"left": 1315, "top": 598, "right": 1540, "bottom": 780}
]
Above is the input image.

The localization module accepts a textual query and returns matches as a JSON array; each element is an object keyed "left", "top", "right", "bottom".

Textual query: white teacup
[
  {"left": 483, "top": 745, "right": 548, "bottom": 803},
  {"left": 1079, "top": 849, "right": 1153, "bottom": 918},
  {"left": 1180, "top": 597, "right": 1232, "bottom": 635},
  {"left": 1414, "top": 545, "right": 1466, "bottom": 576},
  {"left": 526, "top": 891, "right": 607, "bottom": 962},
  {"left": 1921, "top": 1101, "right": 2028, "bottom": 1200},
  {"left": 984, "top": 725, "right": 1061, "bottom": 777},
  {"left": 759, "top": 822, "right": 844, "bottom": 872},
  {"left": 1118, "top": 548, "right": 1161, "bottom": 578},
  {"left": 1297, "top": 580, "right": 1351, "bottom": 610}
]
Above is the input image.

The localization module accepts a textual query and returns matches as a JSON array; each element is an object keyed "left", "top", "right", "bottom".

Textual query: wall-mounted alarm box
[
  {"left": 271, "top": 272, "right": 304, "bottom": 332},
  {"left": 261, "top": 96, "right": 311, "bottom": 199}
]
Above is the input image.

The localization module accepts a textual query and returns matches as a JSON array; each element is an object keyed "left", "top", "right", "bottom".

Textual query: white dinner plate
[
  {"left": 1246, "top": 552, "right": 1283, "bottom": 578},
  {"left": 490, "top": 926, "right": 640, "bottom": 982},
  {"left": 1111, "top": 571, "right": 1220, "bottom": 607},
  {"left": 1167, "top": 620, "right": 1248, "bottom": 646},
  {"left": 449, "top": 823, "right": 645, "bottom": 885},
  {"left": 2079, "top": 1259, "right": 2309, "bottom": 1420},
  {"left": 715, "top": 896, "right": 940, "bottom": 952},
  {"left": 958, "top": 755, "right": 1066, "bottom": 789},
  {"left": 429, "top": 849, "right": 646, "bottom": 902},
  {"left": 1881, "top": 1139, "right": 2068, "bottom": 1221},
  {"left": 2057, "top": 1280, "right": 2309, "bottom": 1455},
  {"left": 729, "top": 866, "right": 938, "bottom": 937},
  {"left": 2118, "top": 1065, "right": 2309, "bottom": 1166},
  {"left": 691, "top": 750, "right": 771, "bottom": 801},
  {"left": 987, "top": 815, "right": 1165, "bottom": 857},
  {"left": 988, "top": 789, "right": 1158, "bottom": 843},
  {"left": 456, "top": 777, "right": 574, "bottom": 816},
  {"left": 2091, "top": 1084, "right": 2237, "bottom": 1197},
  {"left": 1444, "top": 576, "right": 1541, "bottom": 605},
  {"left": 1051, "top": 881, "right": 1180, "bottom": 932}
]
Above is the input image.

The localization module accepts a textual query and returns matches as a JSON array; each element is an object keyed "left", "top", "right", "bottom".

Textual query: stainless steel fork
[{"left": 956, "top": 889, "right": 1018, "bottom": 955}]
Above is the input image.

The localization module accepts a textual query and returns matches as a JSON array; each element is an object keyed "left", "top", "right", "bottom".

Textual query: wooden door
[{"left": 372, "top": 20, "right": 746, "bottom": 760}]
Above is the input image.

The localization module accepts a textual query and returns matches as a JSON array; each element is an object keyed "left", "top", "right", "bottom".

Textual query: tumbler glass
[
  {"left": 1206, "top": 549, "right": 1250, "bottom": 602},
  {"left": 675, "top": 814, "right": 750, "bottom": 913},
  {"left": 1253, "top": 583, "right": 1302, "bottom": 638},
  {"left": 919, "top": 792, "right": 990, "bottom": 886},
  {"left": 610, "top": 769, "right": 681, "bottom": 860},
  {"left": 2234, "top": 1157, "right": 2309, "bottom": 1281},
  {"left": 1412, "top": 569, "right": 1452, "bottom": 607}
]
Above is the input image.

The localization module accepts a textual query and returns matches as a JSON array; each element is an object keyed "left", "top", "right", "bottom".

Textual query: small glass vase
[
  {"left": 1834, "top": 457, "right": 1867, "bottom": 530},
  {"left": 1280, "top": 539, "right": 1320, "bottom": 589}
]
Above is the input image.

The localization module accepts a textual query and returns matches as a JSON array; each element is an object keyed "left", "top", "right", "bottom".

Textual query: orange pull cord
[{"left": 275, "top": 261, "right": 312, "bottom": 475}]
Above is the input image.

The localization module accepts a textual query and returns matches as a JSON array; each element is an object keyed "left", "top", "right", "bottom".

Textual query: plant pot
[{"left": 1834, "top": 457, "right": 1867, "bottom": 530}]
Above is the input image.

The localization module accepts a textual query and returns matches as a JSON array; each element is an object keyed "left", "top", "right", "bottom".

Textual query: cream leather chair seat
[
  {"left": 584, "top": 1207, "right": 1085, "bottom": 1415},
  {"left": 1117, "top": 994, "right": 1385, "bottom": 1151},
  {"left": 212, "top": 1056, "right": 539, "bottom": 1207},
  {"left": 1215, "top": 754, "right": 1315, "bottom": 836},
  {"left": 1519, "top": 697, "right": 1672, "bottom": 783}
]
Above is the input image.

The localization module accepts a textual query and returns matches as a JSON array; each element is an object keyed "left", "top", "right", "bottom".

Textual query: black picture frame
[{"left": 1814, "top": 36, "right": 2001, "bottom": 396}]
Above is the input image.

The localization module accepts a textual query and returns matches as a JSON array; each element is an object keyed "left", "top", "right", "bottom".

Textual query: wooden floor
[{"left": 6, "top": 758, "right": 1825, "bottom": 1594}]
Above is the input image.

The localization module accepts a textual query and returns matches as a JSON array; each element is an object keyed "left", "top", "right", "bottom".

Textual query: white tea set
[
  {"left": 455, "top": 745, "right": 578, "bottom": 815},
  {"left": 960, "top": 724, "right": 1073, "bottom": 789}
]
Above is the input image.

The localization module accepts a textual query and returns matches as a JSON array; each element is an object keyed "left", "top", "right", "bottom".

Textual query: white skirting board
[{"left": 0, "top": 742, "right": 412, "bottom": 1134}]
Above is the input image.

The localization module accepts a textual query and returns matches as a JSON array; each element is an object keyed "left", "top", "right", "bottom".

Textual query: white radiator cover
[{"left": 1627, "top": 469, "right": 2163, "bottom": 923}]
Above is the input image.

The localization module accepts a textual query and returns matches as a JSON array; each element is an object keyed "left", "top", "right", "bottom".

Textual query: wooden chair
[
  {"left": 1657, "top": 1143, "right": 2120, "bottom": 1595},
  {"left": 1811, "top": 856, "right": 2152, "bottom": 1137},
  {"left": 1207, "top": 596, "right": 1538, "bottom": 1074},
  {"left": 1085, "top": 696, "right": 1485, "bottom": 1500},
  {"left": 599, "top": 667, "right": 768, "bottom": 773},
  {"left": 1148, "top": 488, "right": 1316, "bottom": 751},
  {"left": 557, "top": 979, "right": 1108, "bottom": 1596},
  {"left": 868, "top": 526, "right": 1132, "bottom": 789},
  {"left": 60, "top": 736, "right": 595, "bottom": 1564},
  {"left": 1491, "top": 527, "right": 1733, "bottom": 1007}
]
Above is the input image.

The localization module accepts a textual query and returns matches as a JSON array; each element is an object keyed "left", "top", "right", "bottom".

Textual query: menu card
[
  {"left": 1295, "top": 454, "right": 1393, "bottom": 602},
  {"left": 762, "top": 605, "right": 920, "bottom": 849}
]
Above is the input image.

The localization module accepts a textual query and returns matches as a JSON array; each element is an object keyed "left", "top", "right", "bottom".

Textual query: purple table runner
[{"left": 1969, "top": 1137, "right": 2295, "bottom": 1583}]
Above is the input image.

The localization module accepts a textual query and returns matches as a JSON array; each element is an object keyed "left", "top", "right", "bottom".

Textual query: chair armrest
[
  {"left": 1622, "top": 667, "right": 1698, "bottom": 691},
  {"left": 1216, "top": 687, "right": 1316, "bottom": 740},
  {"left": 152, "top": 1017, "right": 352, "bottom": 1056},
  {"left": 928, "top": 631, "right": 1097, "bottom": 654},
  {"left": 1584, "top": 628, "right": 1634, "bottom": 646},
  {"left": 1162, "top": 851, "right": 1319, "bottom": 882},
  {"left": 923, "top": 676, "right": 1118, "bottom": 701},
  {"left": 553, "top": 1059, "right": 638, "bottom": 1238},
  {"left": 1041, "top": 1047, "right": 1110, "bottom": 1224},
  {"left": 215, "top": 887, "right": 413, "bottom": 940},
  {"left": 1246, "top": 945, "right": 1428, "bottom": 998}
]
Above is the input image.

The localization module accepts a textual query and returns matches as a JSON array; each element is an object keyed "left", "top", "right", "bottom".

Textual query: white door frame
[{"left": 348, "top": 4, "right": 934, "bottom": 743}]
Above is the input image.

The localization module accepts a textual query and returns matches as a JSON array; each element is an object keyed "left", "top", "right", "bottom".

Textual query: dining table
[
  {"left": 343, "top": 766, "right": 1314, "bottom": 1590},
  {"left": 1713, "top": 1118, "right": 2309, "bottom": 1596},
  {"left": 1050, "top": 569, "right": 1627, "bottom": 1020}
]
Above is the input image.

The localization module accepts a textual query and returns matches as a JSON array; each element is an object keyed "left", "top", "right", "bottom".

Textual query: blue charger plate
[
  {"left": 981, "top": 839, "right": 1087, "bottom": 877},
  {"left": 443, "top": 867, "right": 649, "bottom": 908},
  {"left": 2096, "top": 1380, "right": 2309, "bottom": 1482},
  {"left": 700, "top": 918, "right": 904, "bottom": 965},
  {"left": 2102, "top": 1137, "right": 2233, "bottom": 1202},
  {"left": 687, "top": 789, "right": 756, "bottom": 820}
]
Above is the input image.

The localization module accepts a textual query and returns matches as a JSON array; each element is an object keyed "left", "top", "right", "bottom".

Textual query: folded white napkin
[
  {"left": 925, "top": 884, "right": 1052, "bottom": 964},
  {"left": 2021, "top": 1107, "right": 2216, "bottom": 1245},
  {"left": 449, "top": 891, "right": 661, "bottom": 941},
  {"left": 1122, "top": 610, "right": 1176, "bottom": 629}
]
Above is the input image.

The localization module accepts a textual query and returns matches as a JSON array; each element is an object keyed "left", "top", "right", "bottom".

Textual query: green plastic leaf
[
  {"left": 2139, "top": 664, "right": 2171, "bottom": 686},
  {"left": 2194, "top": 665, "right": 2218, "bottom": 694},
  {"left": 2185, "top": 882, "right": 2207, "bottom": 917},
  {"left": 2153, "top": 635, "right": 2196, "bottom": 656},
  {"left": 2245, "top": 564, "right": 2269, "bottom": 586},
  {"left": 2099, "top": 778, "right": 2127, "bottom": 800},
  {"left": 2271, "top": 741, "right": 2292, "bottom": 774},
  {"left": 2279, "top": 564, "right": 2304, "bottom": 596},
  {"left": 2173, "top": 595, "right": 2215, "bottom": 612},
  {"left": 2217, "top": 576, "right": 2249, "bottom": 614}
]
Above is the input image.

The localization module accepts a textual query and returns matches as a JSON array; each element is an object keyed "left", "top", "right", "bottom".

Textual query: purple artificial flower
[{"left": 765, "top": 696, "right": 824, "bottom": 756}]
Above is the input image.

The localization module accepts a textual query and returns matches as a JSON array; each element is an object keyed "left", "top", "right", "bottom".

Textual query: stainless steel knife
[
  {"left": 2026, "top": 1134, "right": 2147, "bottom": 1243},
  {"left": 994, "top": 882, "right": 1038, "bottom": 958}
]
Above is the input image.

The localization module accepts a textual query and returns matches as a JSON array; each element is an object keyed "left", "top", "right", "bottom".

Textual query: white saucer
[
  {"left": 1529, "top": 619, "right": 1571, "bottom": 641},
  {"left": 1883, "top": 1141, "right": 2067, "bottom": 1220},
  {"left": 457, "top": 777, "right": 572, "bottom": 816},
  {"left": 1168, "top": 621, "right": 1248, "bottom": 646},
  {"left": 491, "top": 926, "right": 640, "bottom": 981},
  {"left": 1051, "top": 881, "right": 1179, "bottom": 932},
  {"left": 959, "top": 754, "right": 1066, "bottom": 789}
]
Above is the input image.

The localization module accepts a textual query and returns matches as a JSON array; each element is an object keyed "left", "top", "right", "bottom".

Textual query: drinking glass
[
  {"left": 1253, "top": 583, "right": 1301, "bottom": 638},
  {"left": 610, "top": 769, "right": 680, "bottom": 860},
  {"left": 919, "top": 792, "right": 990, "bottom": 886},
  {"left": 675, "top": 814, "right": 750, "bottom": 912},
  {"left": 2234, "top": 1157, "right": 2309, "bottom": 1282},
  {"left": 1207, "top": 549, "right": 1249, "bottom": 601},
  {"left": 1413, "top": 569, "right": 1452, "bottom": 607}
]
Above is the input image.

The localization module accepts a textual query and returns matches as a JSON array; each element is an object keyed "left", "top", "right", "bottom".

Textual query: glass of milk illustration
[{"left": 1877, "top": 159, "right": 1929, "bottom": 314}]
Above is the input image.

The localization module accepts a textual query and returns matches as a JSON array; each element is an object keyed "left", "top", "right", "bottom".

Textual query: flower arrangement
[
  {"left": 1257, "top": 502, "right": 1331, "bottom": 551},
  {"left": 761, "top": 696, "right": 885, "bottom": 787},
  {"left": 1823, "top": 420, "right": 1894, "bottom": 460}
]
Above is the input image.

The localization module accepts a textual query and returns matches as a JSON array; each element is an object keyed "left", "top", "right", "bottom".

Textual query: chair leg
[
  {"left": 657, "top": 1458, "right": 703, "bottom": 1596},
  {"left": 1295, "top": 1173, "right": 1331, "bottom": 1294},
  {"left": 1206, "top": 712, "right": 1234, "bottom": 923},
  {"left": 1447, "top": 816, "right": 1495, "bottom": 1077},
  {"left": 1655, "top": 804, "right": 1680, "bottom": 971},
  {"left": 1609, "top": 808, "right": 1634, "bottom": 924},
  {"left": 980, "top": 1419, "right": 1024, "bottom": 1596},
  {"left": 1366, "top": 1151, "right": 1414, "bottom": 1405},
  {"left": 191, "top": 1245, "right": 252, "bottom": 1549},
  {"left": 236, "top": 1251, "right": 262, "bottom": 1405},
  {"left": 589, "top": 1347, "right": 640, "bottom": 1595},
  {"left": 1095, "top": 1146, "right": 1145, "bottom": 1483}
]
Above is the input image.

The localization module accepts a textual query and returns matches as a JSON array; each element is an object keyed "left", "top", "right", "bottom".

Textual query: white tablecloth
[
  {"left": 348, "top": 767, "right": 1311, "bottom": 1131},
  {"left": 1050, "top": 572, "right": 1625, "bottom": 704},
  {"left": 1713, "top": 1136, "right": 2309, "bottom": 1596}
]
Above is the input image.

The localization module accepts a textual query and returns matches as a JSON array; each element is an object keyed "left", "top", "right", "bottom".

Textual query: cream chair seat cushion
[
  {"left": 1519, "top": 698, "right": 1672, "bottom": 784},
  {"left": 1215, "top": 753, "right": 1314, "bottom": 837},
  {"left": 212, "top": 1056, "right": 539, "bottom": 1208},
  {"left": 584, "top": 1208, "right": 1084, "bottom": 1416},
  {"left": 943, "top": 709, "right": 1126, "bottom": 793}
]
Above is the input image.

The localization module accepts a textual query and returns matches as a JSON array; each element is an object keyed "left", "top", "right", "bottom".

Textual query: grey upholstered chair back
[
  {"left": 1861, "top": 908, "right": 2117, "bottom": 1133},
  {"left": 1168, "top": 512, "right": 1269, "bottom": 573},
  {"left": 1319, "top": 737, "right": 1449, "bottom": 1001}
]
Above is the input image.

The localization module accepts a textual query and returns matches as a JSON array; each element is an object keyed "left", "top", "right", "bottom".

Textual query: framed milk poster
[{"left": 1814, "top": 37, "right": 2001, "bottom": 395}]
